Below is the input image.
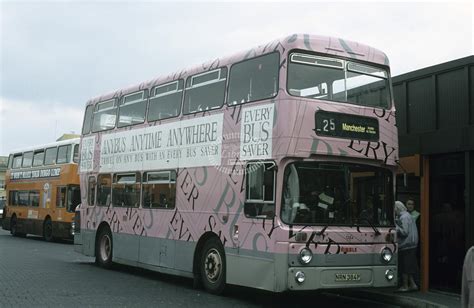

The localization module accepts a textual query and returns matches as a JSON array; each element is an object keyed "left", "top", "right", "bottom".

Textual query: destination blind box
[{"left": 314, "top": 111, "right": 379, "bottom": 141}]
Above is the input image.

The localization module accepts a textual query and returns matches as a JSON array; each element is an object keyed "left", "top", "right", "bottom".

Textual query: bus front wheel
[
  {"left": 200, "top": 237, "right": 226, "bottom": 295},
  {"left": 43, "top": 219, "right": 53, "bottom": 242},
  {"left": 96, "top": 227, "right": 113, "bottom": 269}
]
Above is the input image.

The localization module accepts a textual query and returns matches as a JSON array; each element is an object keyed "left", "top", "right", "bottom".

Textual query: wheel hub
[
  {"left": 100, "top": 235, "right": 111, "bottom": 261},
  {"left": 205, "top": 248, "right": 221, "bottom": 282}
]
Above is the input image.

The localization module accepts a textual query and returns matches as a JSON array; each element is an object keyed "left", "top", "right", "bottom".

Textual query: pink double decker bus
[{"left": 74, "top": 34, "right": 398, "bottom": 293}]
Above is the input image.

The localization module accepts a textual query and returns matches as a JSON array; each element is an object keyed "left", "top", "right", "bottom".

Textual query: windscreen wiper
[{"left": 358, "top": 218, "right": 381, "bottom": 235}]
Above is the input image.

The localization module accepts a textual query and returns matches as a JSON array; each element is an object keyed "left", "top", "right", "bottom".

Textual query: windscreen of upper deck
[{"left": 287, "top": 53, "right": 390, "bottom": 109}]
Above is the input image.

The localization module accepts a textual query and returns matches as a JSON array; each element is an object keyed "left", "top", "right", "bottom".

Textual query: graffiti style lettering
[
  {"left": 262, "top": 217, "right": 279, "bottom": 239},
  {"left": 202, "top": 59, "right": 220, "bottom": 71},
  {"left": 227, "top": 201, "right": 244, "bottom": 246},
  {"left": 244, "top": 49, "right": 257, "bottom": 60},
  {"left": 252, "top": 233, "right": 268, "bottom": 252},
  {"left": 305, "top": 231, "right": 330, "bottom": 250},
  {"left": 169, "top": 208, "right": 194, "bottom": 241},
  {"left": 142, "top": 209, "right": 154, "bottom": 229},
  {"left": 288, "top": 225, "right": 308, "bottom": 240},
  {"left": 213, "top": 180, "right": 236, "bottom": 224},
  {"left": 204, "top": 215, "right": 228, "bottom": 247},
  {"left": 373, "top": 108, "right": 396, "bottom": 124},
  {"left": 180, "top": 170, "right": 199, "bottom": 211},
  {"left": 364, "top": 142, "right": 380, "bottom": 159},
  {"left": 311, "top": 138, "right": 333, "bottom": 155},
  {"left": 230, "top": 104, "right": 242, "bottom": 125},
  {"left": 348, "top": 140, "right": 396, "bottom": 164},
  {"left": 193, "top": 167, "right": 207, "bottom": 186},
  {"left": 381, "top": 141, "right": 396, "bottom": 164},
  {"left": 227, "top": 157, "right": 245, "bottom": 192},
  {"left": 324, "top": 238, "right": 341, "bottom": 255},
  {"left": 110, "top": 211, "right": 121, "bottom": 233},
  {"left": 132, "top": 214, "right": 146, "bottom": 236},
  {"left": 125, "top": 207, "right": 146, "bottom": 236}
]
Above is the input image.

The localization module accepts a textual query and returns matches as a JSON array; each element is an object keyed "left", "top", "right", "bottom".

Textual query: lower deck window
[
  {"left": 244, "top": 162, "right": 276, "bottom": 218},
  {"left": 88, "top": 176, "right": 96, "bottom": 206},
  {"left": 57, "top": 185, "right": 81, "bottom": 212},
  {"left": 9, "top": 190, "right": 40, "bottom": 207},
  {"left": 97, "top": 174, "right": 111, "bottom": 206},
  {"left": 112, "top": 173, "right": 140, "bottom": 207},
  {"left": 142, "top": 171, "right": 176, "bottom": 209}
]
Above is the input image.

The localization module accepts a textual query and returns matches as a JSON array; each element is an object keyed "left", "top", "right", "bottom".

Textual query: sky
[{"left": 0, "top": 0, "right": 473, "bottom": 156}]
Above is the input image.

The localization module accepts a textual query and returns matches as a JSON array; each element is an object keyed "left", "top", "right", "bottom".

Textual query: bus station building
[{"left": 394, "top": 55, "right": 474, "bottom": 293}]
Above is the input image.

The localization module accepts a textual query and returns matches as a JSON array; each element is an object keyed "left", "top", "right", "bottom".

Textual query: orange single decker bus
[{"left": 2, "top": 138, "right": 81, "bottom": 241}]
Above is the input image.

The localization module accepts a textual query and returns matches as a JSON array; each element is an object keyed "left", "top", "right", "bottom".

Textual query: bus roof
[
  {"left": 9, "top": 138, "right": 80, "bottom": 156},
  {"left": 84, "top": 33, "right": 390, "bottom": 106}
]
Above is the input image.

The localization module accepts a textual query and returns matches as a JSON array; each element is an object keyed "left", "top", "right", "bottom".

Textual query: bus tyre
[
  {"left": 43, "top": 219, "right": 53, "bottom": 242},
  {"left": 200, "top": 237, "right": 226, "bottom": 295},
  {"left": 96, "top": 227, "right": 113, "bottom": 269}
]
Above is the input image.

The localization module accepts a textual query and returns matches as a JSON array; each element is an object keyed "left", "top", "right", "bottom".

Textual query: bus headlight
[
  {"left": 385, "top": 269, "right": 395, "bottom": 281},
  {"left": 299, "top": 247, "right": 313, "bottom": 264},
  {"left": 381, "top": 247, "right": 393, "bottom": 263},
  {"left": 295, "top": 271, "right": 306, "bottom": 284}
]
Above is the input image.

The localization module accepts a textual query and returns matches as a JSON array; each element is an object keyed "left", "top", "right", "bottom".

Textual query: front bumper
[{"left": 287, "top": 265, "right": 397, "bottom": 290}]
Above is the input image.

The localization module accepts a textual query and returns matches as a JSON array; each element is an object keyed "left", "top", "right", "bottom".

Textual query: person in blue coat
[{"left": 395, "top": 201, "right": 419, "bottom": 292}]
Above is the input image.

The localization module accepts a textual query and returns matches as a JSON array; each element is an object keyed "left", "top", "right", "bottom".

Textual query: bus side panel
[
  {"left": 113, "top": 232, "right": 139, "bottom": 263},
  {"left": 226, "top": 247, "right": 276, "bottom": 292},
  {"left": 173, "top": 240, "right": 195, "bottom": 273},
  {"left": 138, "top": 235, "right": 161, "bottom": 266},
  {"left": 76, "top": 229, "right": 96, "bottom": 257}
]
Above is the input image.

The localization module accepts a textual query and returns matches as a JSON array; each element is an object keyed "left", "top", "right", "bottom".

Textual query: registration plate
[{"left": 335, "top": 273, "right": 361, "bottom": 282}]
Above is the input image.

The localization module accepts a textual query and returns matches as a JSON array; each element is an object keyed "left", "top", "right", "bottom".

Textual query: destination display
[{"left": 314, "top": 111, "right": 379, "bottom": 141}]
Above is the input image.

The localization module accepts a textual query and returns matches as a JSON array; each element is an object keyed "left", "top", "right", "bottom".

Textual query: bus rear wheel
[
  {"left": 43, "top": 219, "right": 53, "bottom": 242},
  {"left": 200, "top": 237, "right": 226, "bottom": 295},
  {"left": 96, "top": 227, "right": 113, "bottom": 269}
]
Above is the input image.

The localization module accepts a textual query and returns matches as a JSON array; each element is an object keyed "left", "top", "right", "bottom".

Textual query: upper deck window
[
  {"left": 33, "top": 150, "right": 45, "bottom": 167},
  {"left": 227, "top": 52, "right": 279, "bottom": 106},
  {"left": 287, "top": 53, "right": 390, "bottom": 109},
  {"left": 148, "top": 80, "right": 183, "bottom": 121},
  {"left": 92, "top": 99, "right": 117, "bottom": 132},
  {"left": 57, "top": 144, "right": 72, "bottom": 164},
  {"left": 183, "top": 68, "right": 227, "bottom": 114},
  {"left": 7, "top": 154, "right": 13, "bottom": 169},
  {"left": 44, "top": 147, "right": 57, "bottom": 165},
  {"left": 22, "top": 151, "right": 33, "bottom": 168},
  {"left": 82, "top": 105, "right": 94, "bottom": 135},
  {"left": 73, "top": 144, "right": 79, "bottom": 163},
  {"left": 12, "top": 154, "right": 22, "bottom": 169},
  {"left": 118, "top": 91, "right": 147, "bottom": 127}
]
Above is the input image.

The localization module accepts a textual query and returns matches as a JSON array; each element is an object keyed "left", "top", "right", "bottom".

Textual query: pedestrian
[
  {"left": 395, "top": 200, "right": 419, "bottom": 292},
  {"left": 406, "top": 197, "right": 421, "bottom": 285},
  {"left": 462, "top": 246, "right": 474, "bottom": 308},
  {"left": 406, "top": 198, "right": 420, "bottom": 224}
]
